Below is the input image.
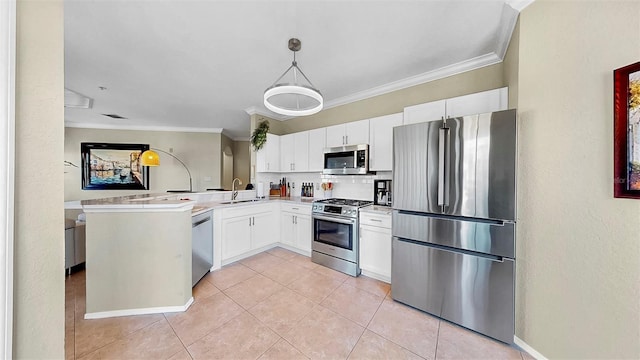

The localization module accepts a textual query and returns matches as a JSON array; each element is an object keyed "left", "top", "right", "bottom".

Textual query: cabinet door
[
  {"left": 221, "top": 216, "right": 251, "bottom": 260},
  {"left": 280, "top": 212, "right": 295, "bottom": 246},
  {"left": 295, "top": 214, "right": 312, "bottom": 253},
  {"left": 403, "top": 99, "right": 446, "bottom": 125},
  {"left": 256, "top": 133, "right": 280, "bottom": 172},
  {"left": 293, "top": 131, "right": 309, "bottom": 172},
  {"left": 359, "top": 224, "right": 392, "bottom": 281},
  {"left": 445, "top": 87, "right": 508, "bottom": 118},
  {"left": 345, "top": 119, "right": 369, "bottom": 145},
  {"left": 369, "top": 113, "right": 403, "bottom": 171},
  {"left": 308, "top": 128, "right": 326, "bottom": 172},
  {"left": 325, "top": 124, "right": 346, "bottom": 148},
  {"left": 280, "top": 134, "right": 294, "bottom": 173},
  {"left": 252, "top": 212, "right": 277, "bottom": 249}
]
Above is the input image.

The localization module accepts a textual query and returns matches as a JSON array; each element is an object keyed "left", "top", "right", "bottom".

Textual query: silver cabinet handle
[
  {"left": 370, "top": 219, "right": 382, "bottom": 222},
  {"left": 345, "top": 135, "right": 348, "bottom": 144},
  {"left": 249, "top": 217, "right": 252, "bottom": 227},
  {"left": 252, "top": 217, "right": 255, "bottom": 226},
  {"left": 292, "top": 207, "right": 299, "bottom": 210}
]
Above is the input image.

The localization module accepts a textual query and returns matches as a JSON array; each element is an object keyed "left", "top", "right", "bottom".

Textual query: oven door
[{"left": 312, "top": 213, "right": 358, "bottom": 262}]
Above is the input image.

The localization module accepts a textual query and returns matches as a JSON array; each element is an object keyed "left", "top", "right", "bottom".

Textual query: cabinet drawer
[
  {"left": 360, "top": 213, "right": 391, "bottom": 228},
  {"left": 280, "top": 203, "right": 311, "bottom": 215},
  {"left": 222, "top": 203, "right": 273, "bottom": 219}
]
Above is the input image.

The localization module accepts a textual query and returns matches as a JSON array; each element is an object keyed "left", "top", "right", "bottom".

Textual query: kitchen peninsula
[
  {"left": 80, "top": 195, "right": 196, "bottom": 319},
  {"left": 71, "top": 190, "right": 312, "bottom": 319}
]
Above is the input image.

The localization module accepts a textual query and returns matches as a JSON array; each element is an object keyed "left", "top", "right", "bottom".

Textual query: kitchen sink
[{"left": 220, "top": 199, "right": 262, "bottom": 205}]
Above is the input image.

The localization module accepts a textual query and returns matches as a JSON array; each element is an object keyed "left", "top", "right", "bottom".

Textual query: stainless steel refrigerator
[{"left": 392, "top": 109, "right": 516, "bottom": 344}]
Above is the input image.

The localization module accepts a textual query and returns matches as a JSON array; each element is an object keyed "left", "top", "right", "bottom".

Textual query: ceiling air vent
[
  {"left": 64, "top": 88, "right": 93, "bottom": 109},
  {"left": 101, "top": 113, "right": 128, "bottom": 119}
]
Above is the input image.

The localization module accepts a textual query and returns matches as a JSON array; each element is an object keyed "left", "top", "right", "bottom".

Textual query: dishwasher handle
[{"left": 192, "top": 216, "right": 212, "bottom": 228}]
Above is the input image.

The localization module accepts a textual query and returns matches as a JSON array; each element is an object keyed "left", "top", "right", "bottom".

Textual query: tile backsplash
[{"left": 254, "top": 172, "right": 392, "bottom": 201}]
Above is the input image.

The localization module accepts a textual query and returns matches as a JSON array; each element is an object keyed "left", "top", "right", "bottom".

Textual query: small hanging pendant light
[{"left": 264, "top": 38, "right": 323, "bottom": 117}]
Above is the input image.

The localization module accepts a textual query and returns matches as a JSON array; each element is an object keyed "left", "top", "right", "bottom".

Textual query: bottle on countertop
[
  {"left": 287, "top": 182, "right": 290, "bottom": 197},
  {"left": 310, "top": 183, "right": 314, "bottom": 198},
  {"left": 301, "top": 183, "right": 305, "bottom": 197}
]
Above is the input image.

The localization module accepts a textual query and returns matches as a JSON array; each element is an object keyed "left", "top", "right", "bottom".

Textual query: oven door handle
[{"left": 313, "top": 214, "right": 356, "bottom": 225}]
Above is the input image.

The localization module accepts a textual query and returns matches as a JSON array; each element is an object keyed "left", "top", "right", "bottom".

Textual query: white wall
[
  {"left": 14, "top": 0, "right": 64, "bottom": 357},
  {"left": 516, "top": 1, "right": 640, "bottom": 358},
  {"left": 65, "top": 127, "right": 223, "bottom": 200}
]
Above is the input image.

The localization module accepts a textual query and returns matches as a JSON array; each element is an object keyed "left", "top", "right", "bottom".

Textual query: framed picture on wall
[
  {"left": 81, "top": 142, "right": 150, "bottom": 190},
  {"left": 614, "top": 61, "right": 640, "bottom": 199}
]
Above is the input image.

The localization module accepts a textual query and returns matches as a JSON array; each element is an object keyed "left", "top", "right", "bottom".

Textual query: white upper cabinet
[
  {"left": 325, "top": 124, "right": 346, "bottom": 148},
  {"left": 445, "top": 87, "right": 508, "bottom": 118},
  {"left": 403, "top": 99, "right": 446, "bottom": 125},
  {"left": 308, "top": 128, "right": 326, "bottom": 172},
  {"left": 279, "top": 134, "right": 294, "bottom": 173},
  {"left": 369, "top": 113, "right": 403, "bottom": 171},
  {"left": 402, "top": 87, "right": 509, "bottom": 125},
  {"left": 326, "top": 119, "right": 370, "bottom": 147},
  {"left": 256, "top": 133, "right": 280, "bottom": 172},
  {"left": 293, "top": 131, "right": 309, "bottom": 172},
  {"left": 280, "top": 131, "right": 309, "bottom": 172}
]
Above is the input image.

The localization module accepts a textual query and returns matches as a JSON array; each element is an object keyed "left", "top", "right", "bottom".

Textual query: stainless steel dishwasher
[{"left": 192, "top": 210, "right": 213, "bottom": 287}]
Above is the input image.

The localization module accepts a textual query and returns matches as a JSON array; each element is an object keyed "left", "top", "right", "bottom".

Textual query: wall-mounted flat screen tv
[{"left": 81, "top": 142, "right": 150, "bottom": 190}]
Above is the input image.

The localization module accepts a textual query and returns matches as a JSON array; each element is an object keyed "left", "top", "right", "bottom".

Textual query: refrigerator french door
[{"left": 391, "top": 109, "right": 517, "bottom": 344}]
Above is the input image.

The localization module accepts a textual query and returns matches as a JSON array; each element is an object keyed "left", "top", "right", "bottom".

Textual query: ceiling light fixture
[{"left": 264, "top": 38, "right": 323, "bottom": 117}]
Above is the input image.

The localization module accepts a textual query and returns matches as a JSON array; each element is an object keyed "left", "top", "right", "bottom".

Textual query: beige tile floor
[{"left": 65, "top": 247, "right": 533, "bottom": 360}]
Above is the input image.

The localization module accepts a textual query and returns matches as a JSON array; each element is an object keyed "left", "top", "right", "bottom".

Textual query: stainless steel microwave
[{"left": 323, "top": 144, "right": 369, "bottom": 175}]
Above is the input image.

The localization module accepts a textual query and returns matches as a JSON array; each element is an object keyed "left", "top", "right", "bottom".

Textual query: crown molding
[
  {"left": 319, "top": 52, "right": 502, "bottom": 113},
  {"left": 495, "top": 4, "right": 520, "bottom": 60},
  {"left": 64, "top": 121, "right": 223, "bottom": 133},
  {"left": 233, "top": 137, "right": 251, "bottom": 142},
  {"left": 506, "top": 0, "right": 535, "bottom": 12}
]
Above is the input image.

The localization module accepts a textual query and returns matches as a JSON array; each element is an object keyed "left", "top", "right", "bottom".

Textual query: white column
[{"left": 0, "top": 0, "right": 15, "bottom": 358}]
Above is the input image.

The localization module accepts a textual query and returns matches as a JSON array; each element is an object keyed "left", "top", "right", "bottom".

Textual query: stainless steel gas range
[{"left": 311, "top": 198, "right": 373, "bottom": 276}]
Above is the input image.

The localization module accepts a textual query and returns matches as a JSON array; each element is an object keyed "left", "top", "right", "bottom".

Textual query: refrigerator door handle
[{"left": 438, "top": 127, "right": 450, "bottom": 207}]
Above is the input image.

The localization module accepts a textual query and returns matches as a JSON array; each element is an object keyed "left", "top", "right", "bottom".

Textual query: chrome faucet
[{"left": 232, "top": 178, "right": 242, "bottom": 200}]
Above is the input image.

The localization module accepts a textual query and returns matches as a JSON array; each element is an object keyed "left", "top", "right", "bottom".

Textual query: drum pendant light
[{"left": 264, "top": 38, "right": 323, "bottom": 117}]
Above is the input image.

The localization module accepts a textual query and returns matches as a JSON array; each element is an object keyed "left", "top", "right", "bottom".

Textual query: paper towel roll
[{"left": 257, "top": 182, "right": 264, "bottom": 198}]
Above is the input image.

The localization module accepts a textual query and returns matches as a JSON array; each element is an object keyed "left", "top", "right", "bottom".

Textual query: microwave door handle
[{"left": 438, "top": 127, "right": 450, "bottom": 208}]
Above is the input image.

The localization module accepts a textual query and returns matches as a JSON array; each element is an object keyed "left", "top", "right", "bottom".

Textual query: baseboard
[
  {"left": 361, "top": 269, "right": 390, "bottom": 284},
  {"left": 221, "top": 244, "right": 279, "bottom": 266},
  {"left": 221, "top": 243, "right": 310, "bottom": 266},
  {"left": 276, "top": 243, "right": 311, "bottom": 257},
  {"left": 84, "top": 297, "right": 194, "bottom": 320},
  {"left": 514, "top": 336, "right": 548, "bottom": 360}
]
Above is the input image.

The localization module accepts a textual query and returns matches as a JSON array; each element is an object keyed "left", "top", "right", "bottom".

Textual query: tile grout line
[
  {"left": 163, "top": 313, "right": 193, "bottom": 359},
  {"left": 363, "top": 298, "right": 428, "bottom": 360},
  {"left": 434, "top": 318, "right": 442, "bottom": 360},
  {"left": 243, "top": 310, "right": 284, "bottom": 359}
]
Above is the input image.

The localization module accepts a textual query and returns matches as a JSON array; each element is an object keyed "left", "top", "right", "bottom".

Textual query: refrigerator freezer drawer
[
  {"left": 392, "top": 211, "right": 515, "bottom": 258},
  {"left": 391, "top": 237, "right": 514, "bottom": 344}
]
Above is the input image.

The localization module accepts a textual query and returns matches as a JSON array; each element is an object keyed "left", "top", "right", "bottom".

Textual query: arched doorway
[{"left": 222, "top": 146, "right": 233, "bottom": 190}]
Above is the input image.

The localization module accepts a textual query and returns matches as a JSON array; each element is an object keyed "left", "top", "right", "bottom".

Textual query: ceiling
[{"left": 64, "top": 0, "right": 526, "bottom": 140}]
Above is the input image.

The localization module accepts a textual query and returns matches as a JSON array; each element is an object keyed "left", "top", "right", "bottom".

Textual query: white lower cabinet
[
  {"left": 359, "top": 212, "right": 392, "bottom": 283},
  {"left": 220, "top": 203, "right": 278, "bottom": 261},
  {"left": 280, "top": 203, "right": 312, "bottom": 254}
]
